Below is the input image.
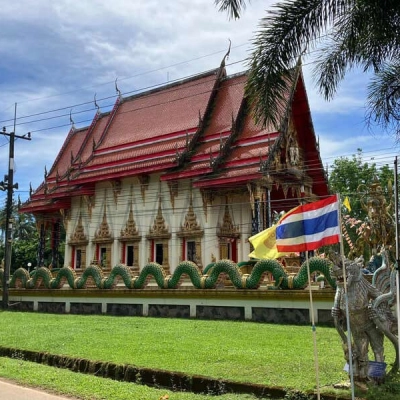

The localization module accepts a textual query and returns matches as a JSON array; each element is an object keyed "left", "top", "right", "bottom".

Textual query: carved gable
[
  {"left": 217, "top": 204, "right": 240, "bottom": 238},
  {"left": 93, "top": 204, "right": 113, "bottom": 244},
  {"left": 68, "top": 214, "right": 88, "bottom": 246},
  {"left": 146, "top": 198, "right": 171, "bottom": 240},
  {"left": 177, "top": 196, "right": 204, "bottom": 238},
  {"left": 119, "top": 203, "right": 141, "bottom": 242}
]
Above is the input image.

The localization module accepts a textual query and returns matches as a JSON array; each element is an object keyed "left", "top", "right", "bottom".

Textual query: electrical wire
[
  {"left": 0, "top": 41, "right": 397, "bottom": 215},
  {"left": 0, "top": 36, "right": 349, "bottom": 133}
]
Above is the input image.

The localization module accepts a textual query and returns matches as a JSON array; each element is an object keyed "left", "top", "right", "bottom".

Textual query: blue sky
[{"left": 0, "top": 0, "right": 399, "bottom": 205}]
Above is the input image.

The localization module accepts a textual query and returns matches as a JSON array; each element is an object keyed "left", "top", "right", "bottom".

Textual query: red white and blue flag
[{"left": 276, "top": 195, "right": 340, "bottom": 252}]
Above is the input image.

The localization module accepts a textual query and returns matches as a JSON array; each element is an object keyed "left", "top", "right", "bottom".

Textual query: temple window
[
  {"left": 217, "top": 203, "right": 240, "bottom": 262},
  {"left": 177, "top": 193, "right": 204, "bottom": 267},
  {"left": 219, "top": 238, "right": 237, "bottom": 261},
  {"left": 155, "top": 243, "right": 163, "bottom": 265},
  {"left": 68, "top": 214, "right": 88, "bottom": 269},
  {"left": 146, "top": 195, "right": 171, "bottom": 272},
  {"left": 76, "top": 249, "right": 81, "bottom": 268},
  {"left": 93, "top": 200, "right": 114, "bottom": 270},
  {"left": 119, "top": 198, "right": 141, "bottom": 271},
  {"left": 100, "top": 247, "right": 107, "bottom": 267},
  {"left": 126, "top": 245, "right": 134, "bottom": 266},
  {"left": 187, "top": 240, "right": 196, "bottom": 262}
]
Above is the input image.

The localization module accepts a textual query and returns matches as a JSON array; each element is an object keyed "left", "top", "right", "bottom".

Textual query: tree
[
  {"left": 328, "top": 149, "right": 394, "bottom": 260},
  {"left": 0, "top": 200, "right": 65, "bottom": 272},
  {"left": 215, "top": 0, "right": 400, "bottom": 136},
  {"left": 329, "top": 149, "right": 380, "bottom": 219}
]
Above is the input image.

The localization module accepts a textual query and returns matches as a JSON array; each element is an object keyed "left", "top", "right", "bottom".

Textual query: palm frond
[
  {"left": 245, "top": 0, "right": 353, "bottom": 127},
  {"left": 217, "top": 0, "right": 400, "bottom": 136},
  {"left": 214, "top": 0, "right": 248, "bottom": 20},
  {"left": 313, "top": 0, "right": 400, "bottom": 99},
  {"left": 366, "top": 63, "right": 400, "bottom": 139}
]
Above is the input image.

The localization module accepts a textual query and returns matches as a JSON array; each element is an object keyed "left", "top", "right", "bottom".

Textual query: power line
[
  {"left": 0, "top": 40, "right": 330, "bottom": 133},
  {"left": 1, "top": 111, "right": 32, "bottom": 310}
]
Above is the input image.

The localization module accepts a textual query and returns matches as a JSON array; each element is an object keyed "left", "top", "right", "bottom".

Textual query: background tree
[
  {"left": 328, "top": 149, "right": 394, "bottom": 260},
  {"left": 215, "top": 0, "right": 400, "bottom": 136},
  {"left": 329, "top": 149, "right": 381, "bottom": 220},
  {"left": 0, "top": 200, "right": 65, "bottom": 273}
]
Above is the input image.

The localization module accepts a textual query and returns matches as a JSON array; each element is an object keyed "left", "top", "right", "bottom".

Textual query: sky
[{"left": 0, "top": 0, "right": 399, "bottom": 205}]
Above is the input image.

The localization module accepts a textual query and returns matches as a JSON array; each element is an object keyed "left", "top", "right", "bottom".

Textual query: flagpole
[
  {"left": 298, "top": 185, "right": 321, "bottom": 400},
  {"left": 275, "top": 193, "right": 348, "bottom": 398},
  {"left": 337, "top": 193, "right": 355, "bottom": 400},
  {"left": 305, "top": 251, "right": 321, "bottom": 400},
  {"left": 393, "top": 157, "right": 400, "bottom": 370}
]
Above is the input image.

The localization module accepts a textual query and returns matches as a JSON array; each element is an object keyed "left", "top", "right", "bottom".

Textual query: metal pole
[
  {"left": 1, "top": 104, "right": 31, "bottom": 309},
  {"left": 394, "top": 157, "right": 400, "bottom": 369},
  {"left": 2, "top": 105, "right": 16, "bottom": 310},
  {"left": 337, "top": 193, "right": 355, "bottom": 400}
]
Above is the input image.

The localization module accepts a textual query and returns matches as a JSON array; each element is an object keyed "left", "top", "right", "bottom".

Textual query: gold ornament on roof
[
  {"left": 69, "top": 214, "right": 88, "bottom": 246},
  {"left": 178, "top": 194, "right": 203, "bottom": 237},
  {"left": 120, "top": 203, "right": 140, "bottom": 240},
  {"left": 149, "top": 198, "right": 169, "bottom": 235},
  {"left": 95, "top": 209, "right": 112, "bottom": 239},
  {"left": 217, "top": 204, "right": 240, "bottom": 238},
  {"left": 94, "top": 197, "right": 113, "bottom": 244}
]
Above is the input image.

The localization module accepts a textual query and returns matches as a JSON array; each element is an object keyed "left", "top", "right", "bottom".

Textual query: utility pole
[{"left": 1, "top": 103, "right": 31, "bottom": 310}]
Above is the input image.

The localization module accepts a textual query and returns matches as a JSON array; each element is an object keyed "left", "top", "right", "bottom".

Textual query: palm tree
[{"left": 215, "top": 0, "right": 400, "bottom": 136}]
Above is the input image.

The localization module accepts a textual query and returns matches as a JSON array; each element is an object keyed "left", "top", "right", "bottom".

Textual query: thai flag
[{"left": 276, "top": 195, "right": 340, "bottom": 252}]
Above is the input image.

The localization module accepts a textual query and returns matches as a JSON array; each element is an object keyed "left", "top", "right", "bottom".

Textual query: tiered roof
[{"left": 20, "top": 61, "right": 328, "bottom": 214}]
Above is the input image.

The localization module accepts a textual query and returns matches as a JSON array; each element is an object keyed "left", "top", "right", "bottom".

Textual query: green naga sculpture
[{"left": 3, "top": 257, "right": 336, "bottom": 290}]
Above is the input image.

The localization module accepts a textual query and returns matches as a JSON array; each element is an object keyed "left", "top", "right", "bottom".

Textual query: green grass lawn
[
  {"left": 0, "top": 311, "right": 397, "bottom": 399},
  {"left": 0, "top": 357, "right": 260, "bottom": 400}
]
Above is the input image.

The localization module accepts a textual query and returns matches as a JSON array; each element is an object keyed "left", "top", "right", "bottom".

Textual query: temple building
[{"left": 19, "top": 57, "right": 329, "bottom": 273}]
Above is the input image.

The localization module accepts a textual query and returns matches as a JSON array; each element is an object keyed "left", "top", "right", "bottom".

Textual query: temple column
[
  {"left": 250, "top": 185, "right": 262, "bottom": 235},
  {"left": 51, "top": 219, "right": 61, "bottom": 268},
  {"left": 37, "top": 222, "right": 46, "bottom": 267}
]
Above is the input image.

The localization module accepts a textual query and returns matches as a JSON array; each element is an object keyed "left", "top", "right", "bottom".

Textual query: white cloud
[{"left": 0, "top": 0, "right": 398, "bottom": 201}]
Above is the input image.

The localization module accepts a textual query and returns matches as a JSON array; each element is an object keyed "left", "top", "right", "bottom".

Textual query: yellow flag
[
  {"left": 343, "top": 196, "right": 351, "bottom": 212},
  {"left": 248, "top": 224, "right": 290, "bottom": 259}
]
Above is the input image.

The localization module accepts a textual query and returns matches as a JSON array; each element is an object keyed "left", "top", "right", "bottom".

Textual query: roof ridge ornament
[
  {"left": 115, "top": 78, "right": 122, "bottom": 100},
  {"left": 185, "top": 130, "right": 189, "bottom": 150},
  {"left": 94, "top": 93, "right": 100, "bottom": 114},
  {"left": 221, "top": 39, "right": 231, "bottom": 68},
  {"left": 69, "top": 109, "right": 75, "bottom": 130},
  {"left": 209, "top": 148, "right": 215, "bottom": 167},
  {"left": 198, "top": 110, "right": 203, "bottom": 126}
]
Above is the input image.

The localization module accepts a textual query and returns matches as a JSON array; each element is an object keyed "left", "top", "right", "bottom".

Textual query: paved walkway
[{"left": 0, "top": 379, "right": 79, "bottom": 400}]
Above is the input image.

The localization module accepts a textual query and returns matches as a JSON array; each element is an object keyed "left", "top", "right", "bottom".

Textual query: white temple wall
[{"left": 64, "top": 173, "right": 253, "bottom": 272}]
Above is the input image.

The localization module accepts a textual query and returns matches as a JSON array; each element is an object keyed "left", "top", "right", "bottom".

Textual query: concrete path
[{"left": 0, "top": 379, "right": 79, "bottom": 400}]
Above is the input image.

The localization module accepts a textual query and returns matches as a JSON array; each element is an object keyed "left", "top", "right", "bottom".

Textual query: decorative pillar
[
  {"left": 251, "top": 199, "right": 260, "bottom": 235},
  {"left": 251, "top": 185, "right": 263, "bottom": 235},
  {"left": 51, "top": 219, "right": 61, "bottom": 268},
  {"left": 37, "top": 222, "right": 46, "bottom": 267}
]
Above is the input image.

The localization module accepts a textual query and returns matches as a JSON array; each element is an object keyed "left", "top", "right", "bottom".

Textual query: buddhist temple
[{"left": 19, "top": 56, "right": 329, "bottom": 272}]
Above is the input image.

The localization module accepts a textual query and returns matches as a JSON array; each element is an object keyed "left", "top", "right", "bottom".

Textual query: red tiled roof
[
  {"left": 20, "top": 197, "right": 71, "bottom": 213},
  {"left": 98, "top": 74, "right": 217, "bottom": 148},
  {"left": 77, "top": 112, "right": 111, "bottom": 164},
  {"left": 162, "top": 73, "right": 247, "bottom": 181},
  {"left": 20, "top": 65, "right": 328, "bottom": 214},
  {"left": 46, "top": 126, "right": 88, "bottom": 181},
  {"left": 75, "top": 71, "right": 219, "bottom": 181}
]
